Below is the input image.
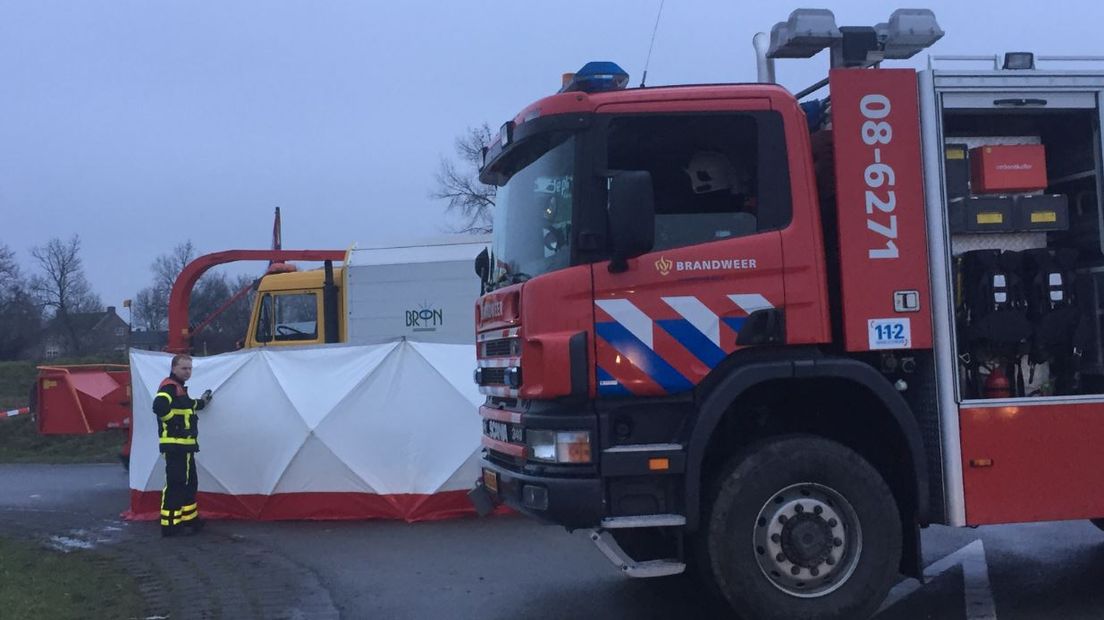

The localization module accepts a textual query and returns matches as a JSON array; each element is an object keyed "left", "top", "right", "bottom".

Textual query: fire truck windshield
[{"left": 490, "top": 135, "right": 574, "bottom": 287}]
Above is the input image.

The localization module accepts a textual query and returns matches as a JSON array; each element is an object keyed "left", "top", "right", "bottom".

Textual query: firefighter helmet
[{"left": 685, "top": 151, "right": 740, "bottom": 194}]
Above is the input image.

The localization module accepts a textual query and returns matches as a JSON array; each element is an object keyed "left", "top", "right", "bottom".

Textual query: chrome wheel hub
[{"left": 752, "top": 483, "right": 862, "bottom": 598}]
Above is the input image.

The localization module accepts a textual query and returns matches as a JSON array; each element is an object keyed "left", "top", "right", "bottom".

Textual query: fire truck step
[
  {"left": 600, "top": 514, "right": 686, "bottom": 529},
  {"left": 588, "top": 529, "right": 687, "bottom": 578}
]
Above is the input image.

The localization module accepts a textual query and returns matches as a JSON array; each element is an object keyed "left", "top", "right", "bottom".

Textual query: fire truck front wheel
[{"left": 701, "top": 435, "right": 901, "bottom": 620}]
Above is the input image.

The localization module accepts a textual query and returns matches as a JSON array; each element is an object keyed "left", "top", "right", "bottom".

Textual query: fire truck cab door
[{"left": 591, "top": 105, "right": 789, "bottom": 398}]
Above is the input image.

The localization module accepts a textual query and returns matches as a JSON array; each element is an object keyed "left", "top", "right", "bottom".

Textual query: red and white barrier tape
[{"left": 1, "top": 407, "right": 29, "bottom": 419}]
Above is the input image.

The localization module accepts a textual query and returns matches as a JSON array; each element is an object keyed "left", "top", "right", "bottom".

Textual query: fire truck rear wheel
[{"left": 702, "top": 435, "right": 901, "bottom": 620}]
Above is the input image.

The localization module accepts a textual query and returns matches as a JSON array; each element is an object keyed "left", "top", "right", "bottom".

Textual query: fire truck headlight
[
  {"left": 529, "top": 431, "right": 556, "bottom": 462},
  {"left": 527, "top": 430, "right": 592, "bottom": 464}
]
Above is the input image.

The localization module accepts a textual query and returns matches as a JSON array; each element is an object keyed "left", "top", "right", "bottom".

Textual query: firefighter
[{"left": 153, "top": 354, "right": 212, "bottom": 537}]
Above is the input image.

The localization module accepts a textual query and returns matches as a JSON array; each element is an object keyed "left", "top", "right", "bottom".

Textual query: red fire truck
[{"left": 470, "top": 7, "right": 1104, "bottom": 619}]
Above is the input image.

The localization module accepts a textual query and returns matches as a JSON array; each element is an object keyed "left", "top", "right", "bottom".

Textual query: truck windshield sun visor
[{"left": 480, "top": 114, "right": 591, "bottom": 186}]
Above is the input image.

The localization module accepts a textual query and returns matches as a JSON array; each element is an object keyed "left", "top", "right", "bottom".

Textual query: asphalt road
[{"left": 2, "top": 463, "right": 1104, "bottom": 619}]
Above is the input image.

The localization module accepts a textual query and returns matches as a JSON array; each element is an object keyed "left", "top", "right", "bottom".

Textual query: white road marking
[{"left": 877, "top": 539, "right": 996, "bottom": 619}]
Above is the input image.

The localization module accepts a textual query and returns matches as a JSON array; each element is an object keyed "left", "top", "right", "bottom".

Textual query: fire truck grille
[
  {"left": 482, "top": 338, "right": 517, "bottom": 357},
  {"left": 479, "top": 367, "right": 506, "bottom": 385}
]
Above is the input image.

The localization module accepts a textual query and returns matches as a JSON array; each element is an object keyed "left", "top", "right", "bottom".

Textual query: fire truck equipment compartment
[{"left": 969, "top": 144, "right": 1048, "bottom": 194}]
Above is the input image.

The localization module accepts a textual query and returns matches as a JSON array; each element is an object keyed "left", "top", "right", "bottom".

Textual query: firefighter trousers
[{"left": 161, "top": 451, "right": 199, "bottom": 534}]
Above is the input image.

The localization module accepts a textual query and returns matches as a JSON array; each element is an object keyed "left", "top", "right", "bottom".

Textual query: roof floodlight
[
  {"left": 875, "top": 9, "right": 944, "bottom": 59},
  {"left": 767, "top": 9, "right": 841, "bottom": 59},
  {"left": 1003, "top": 52, "right": 1035, "bottom": 70}
]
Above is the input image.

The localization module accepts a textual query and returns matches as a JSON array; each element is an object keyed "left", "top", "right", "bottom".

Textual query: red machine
[
  {"left": 36, "top": 364, "right": 131, "bottom": 434},
  {"left": 33, "top": 249, "right": 344, "bottom": 464},
  {"left": 470, "top": 8, "right": 1104, "bottom": 619}
]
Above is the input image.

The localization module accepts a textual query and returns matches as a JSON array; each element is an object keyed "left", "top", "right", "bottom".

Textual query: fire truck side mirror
[
  {"left": 474, "top": 247, "right": 490, "bottom": 280},
  {"left": 474, "top": 247, "right": 491, "bottom": 295},
  {"left": 607, "top": 170, "right": 655, "bottom": 273}
]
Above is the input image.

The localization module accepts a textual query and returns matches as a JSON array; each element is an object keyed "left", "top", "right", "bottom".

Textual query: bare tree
[
  {"left": 132, "top": 285, "right": 163, "bottom": 332},
  {"left": 133, "top": 243, "right": 256, "bottom": 353},
  {"left": 191, "top": 271, "right": 232, "bottom": 328},
  {"left": 132, "top": 241, "right": 197, "bottom": 332},
  {"left": 222, "top": 273, "right": 257, "bottom": 341},
  {"left": 30, "top": 235, "right": 102, "bottom": 355},
  {"left": 431, "top": 123, "right": 496, "bottom": 234},
  {"left": 0, "top": 244, "right": 17, "bottom": 283},
  {"left": 153, "top": 241, "right": 196, "bottom": 293},
  {"left": 0, "top": 243, "right": 42, "bottom": 359},
  {"left": 190, "top": 271, "right": 258, "bottom": 353}
]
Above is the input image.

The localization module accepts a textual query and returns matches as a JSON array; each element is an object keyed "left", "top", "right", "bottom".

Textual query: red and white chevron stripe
[{"left": 1, "top": 407, "right": 29, "bottom": 419}]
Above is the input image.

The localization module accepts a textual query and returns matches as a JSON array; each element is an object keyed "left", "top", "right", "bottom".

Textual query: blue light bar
[{"left": 560, "top": 61, "right": 629, "bottom": 94}]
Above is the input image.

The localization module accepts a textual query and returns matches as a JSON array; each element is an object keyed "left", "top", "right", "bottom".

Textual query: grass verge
[
  {"left": 0, "top": 415, "right": 125, "bottom": 463},
  {"left": 0, "top": 537, "right": 144, "bottom": 620},
  {"left": 0, "top": 360, "right": 36, "bottom": 410}
]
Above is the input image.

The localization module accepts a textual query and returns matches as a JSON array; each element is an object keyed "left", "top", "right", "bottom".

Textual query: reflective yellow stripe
[
  {"left": 160, "top": 407, "right": 191, "bottom": 422},
  {"left": 160, "top": 510, "right": 172, "bottom": 517},
  {"left": 185, "top": 454, "right": 190, "bottom": 485},
  {"left": 181, "top": 503, "right": 197, "bottom": 512},
  {"left": 158, "top": 437, "right": 198, "bottom": 445},
  {"left": 155, "top": 392, "right": 173, "bottom": 402},
  {"left": 180, "top": 511, "right": 198, "bottom": 522}
]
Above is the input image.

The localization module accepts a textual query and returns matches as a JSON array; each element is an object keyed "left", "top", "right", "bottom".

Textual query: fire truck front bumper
[{"left": 475, "top": 457, "right": 604, "bottom": 529}]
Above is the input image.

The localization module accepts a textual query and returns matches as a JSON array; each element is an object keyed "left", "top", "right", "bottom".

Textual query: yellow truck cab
[{"left": 245, "top": 265, "right": 344, "bottom": 348}]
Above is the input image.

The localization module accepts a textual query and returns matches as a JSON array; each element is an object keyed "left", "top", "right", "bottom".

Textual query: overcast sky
[{"left": 2, "top": 1, "right": 1102, "bottom": 316}]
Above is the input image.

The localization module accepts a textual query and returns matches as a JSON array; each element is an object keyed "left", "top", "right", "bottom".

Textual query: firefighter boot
[{"left": 186, "top": 517, "right": 206, "bottom": 533}]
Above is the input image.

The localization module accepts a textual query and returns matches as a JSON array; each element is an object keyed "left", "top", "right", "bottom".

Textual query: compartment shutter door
[{"left": 941, "top": 91, "right": 1097, "bottom": 110}]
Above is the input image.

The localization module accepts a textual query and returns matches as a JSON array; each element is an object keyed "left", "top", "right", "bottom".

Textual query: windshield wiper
[{"left": 488, "top": 270, "right": 532, "bottom": 291}]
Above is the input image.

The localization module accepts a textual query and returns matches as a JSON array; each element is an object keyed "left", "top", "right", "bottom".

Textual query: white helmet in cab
[{"left": 685, "top": 151, "right": 739, "bottom": 194}]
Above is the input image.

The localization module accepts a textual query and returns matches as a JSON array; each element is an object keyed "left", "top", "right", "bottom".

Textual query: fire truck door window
[
  {"left": 606, "top": 114, "right": 762, "bottom": 251},
  {"left": 272, "top": 293, "right": 318, "bottom": 342}
]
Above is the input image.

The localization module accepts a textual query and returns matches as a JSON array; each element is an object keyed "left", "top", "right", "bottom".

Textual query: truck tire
[{"left": 700, "top": 435, "right": 901, "bottom": 620}]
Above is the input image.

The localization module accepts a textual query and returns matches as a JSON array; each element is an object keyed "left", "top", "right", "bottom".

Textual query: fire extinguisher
[{"left": 984, "top": 366, "right": 1012, "bottom": 399}]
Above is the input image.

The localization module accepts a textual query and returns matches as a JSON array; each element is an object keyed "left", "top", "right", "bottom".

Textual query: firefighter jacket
[{"left": 152, "top": 376, "right": 207, "bottom": 453}]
